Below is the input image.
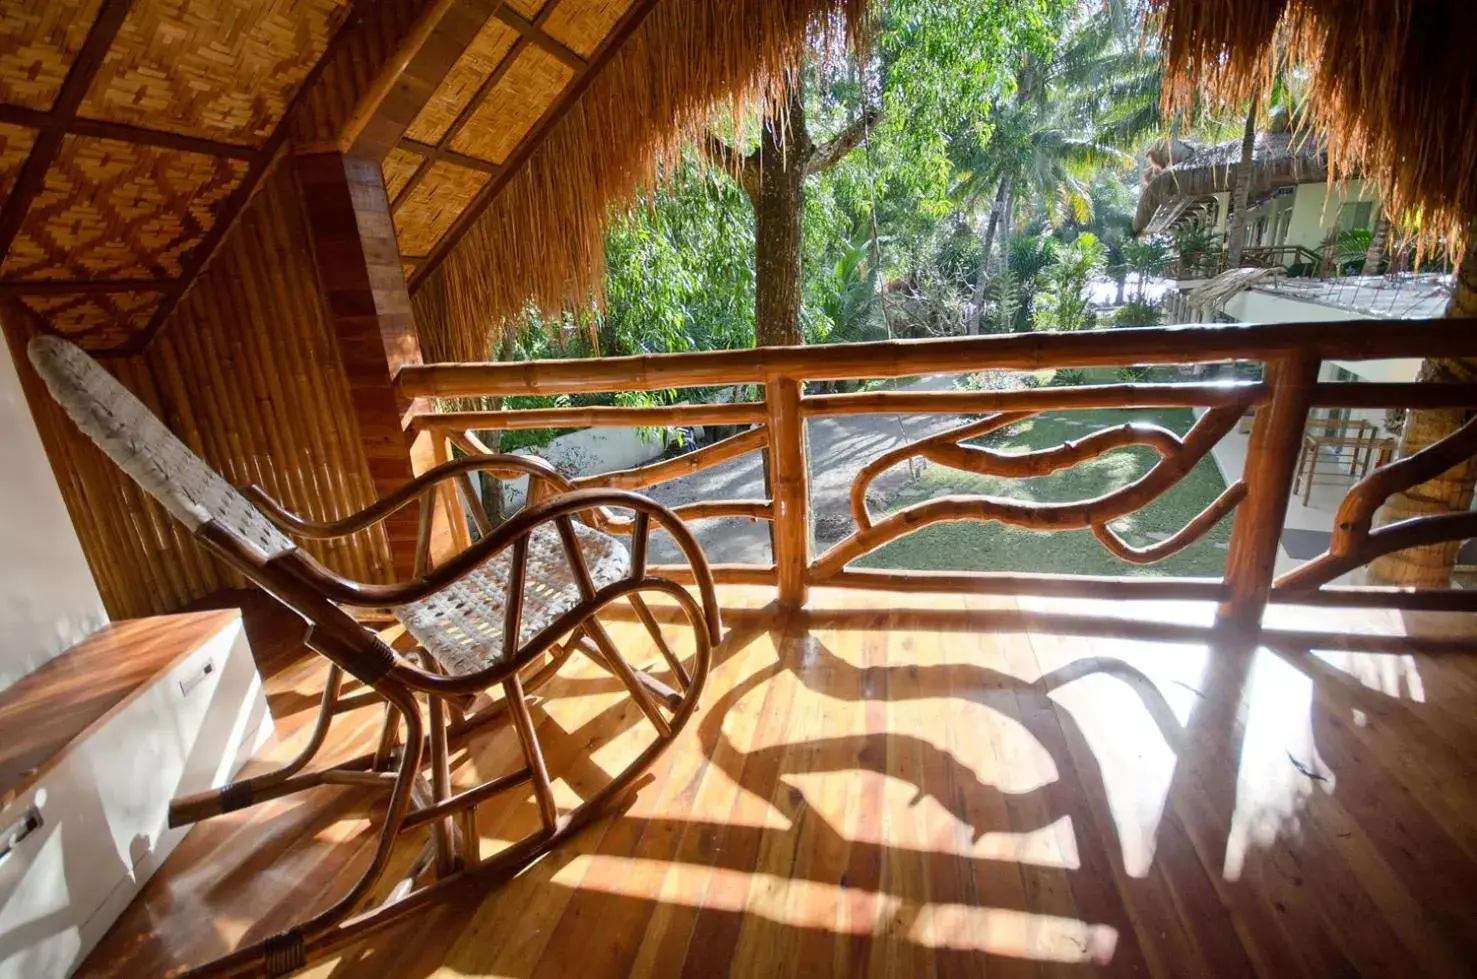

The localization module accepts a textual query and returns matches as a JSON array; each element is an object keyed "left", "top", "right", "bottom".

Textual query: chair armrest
[
  {"left": 242, "top": 453, "right": 576, "bottom": 540},
  {"left": 278, "top": 488, "right": 719, "bottom": 628}
]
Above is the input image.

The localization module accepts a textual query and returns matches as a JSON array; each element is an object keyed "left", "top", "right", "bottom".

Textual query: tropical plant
[
  {"left": 951, "top": 16, "right": 1153, "bottom": 328},
  {"left": 811, "top": 235, "right": 885, "bottom": 344},
  {"left": 1111, "top": 298, "right": 1164, "bottom": 327},
  {"left": 1335, "top": 228, "right": 1375, "bottom": 274},
  {"left": 1121, "top": 236, "right": 1172, "bottom": 298},
  {"left": 1033, "top": 232, "right": 1106, "bottom": 331}
]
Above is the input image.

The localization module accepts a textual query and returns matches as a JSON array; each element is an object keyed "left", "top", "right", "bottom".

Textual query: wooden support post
[
  {"left": 767, "top": 375, "right": 810, "bottom": 609},
  {"left": 1218, "top": 351, "right": 1319, "bottom": 634},
  {"left": 296, "top": 153, "right": 425, "bottom": 578}
]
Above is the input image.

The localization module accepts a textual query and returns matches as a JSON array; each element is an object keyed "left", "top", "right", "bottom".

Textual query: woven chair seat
[{"left": 394, "top": 522, "right": 630, "bottom": 677}]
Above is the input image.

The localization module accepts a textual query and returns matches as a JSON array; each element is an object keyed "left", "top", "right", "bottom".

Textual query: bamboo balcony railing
[{"left": 396, "top": 320, "right": 1477, "bottom": 634}]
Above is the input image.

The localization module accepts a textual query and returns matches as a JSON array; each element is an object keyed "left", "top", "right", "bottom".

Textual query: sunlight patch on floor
[
  {"left": 1223, "top": 648, "right": 1332, "bottom": 881},
  {"left": 909, "top": 904, "right": 1119, "bottom": 963}
]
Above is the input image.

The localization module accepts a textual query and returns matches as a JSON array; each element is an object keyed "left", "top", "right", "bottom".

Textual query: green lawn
[{"left": 854, "top": 406, "right": 1234, "bottom": 577}]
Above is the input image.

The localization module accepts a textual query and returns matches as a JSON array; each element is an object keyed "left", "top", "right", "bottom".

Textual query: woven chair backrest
[{"left": 28, "top": 335, "right": 295, "bottom": 562}]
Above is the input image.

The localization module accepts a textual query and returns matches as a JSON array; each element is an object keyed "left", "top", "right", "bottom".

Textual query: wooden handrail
[
  {"left": 401, "top": 319, "right": 1477, "bottom": 629},
  {"left": 394, "top": 320, "right": 1477, "bottom": 398}
]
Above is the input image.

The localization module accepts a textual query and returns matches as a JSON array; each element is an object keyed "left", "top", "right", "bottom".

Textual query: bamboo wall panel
[
  {"left": 1, "top": 315, "right": 224, "bottom": 615},
  {"left": 78, "top": 0, "right": 352, "bottom": 145},
  {"left": 0, "top": 0, "right": 102, "bottom": 111},
  {"left": 7, "top": 162, "right": 392, "bottom": 619},
  {"left": 143, "top": 162, "right": 392, "bottom": 588}
]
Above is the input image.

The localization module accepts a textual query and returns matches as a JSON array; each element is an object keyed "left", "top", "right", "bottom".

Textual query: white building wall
[
  {"left": 1284, "top": 178, "right": 1378, "bottom": 252},
  {"left": 0, "top": 335, "right": 108, "bottom": 693},
  {"left": 497, "top": 425, "right": 671, "bottom": 511}
]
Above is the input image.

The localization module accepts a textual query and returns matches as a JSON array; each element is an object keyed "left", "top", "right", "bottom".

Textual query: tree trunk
[
  {"left": 968, "top": 177, "right": 1010, "bottom": 333},
  {"left": 1367, "top": 240, "right": 1477, "bottom": 586},
  {"left": 752, "top": 86, "right": 811, "bottom": 348},
  {"left": 1362, "top": 214, "right": 1391, "bottom": 275},
  {"left": 1225, "top": 102, "right": 1257, "bottom": 268}
]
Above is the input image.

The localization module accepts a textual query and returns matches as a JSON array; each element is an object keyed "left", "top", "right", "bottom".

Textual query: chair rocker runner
[{"left": 27, "top": 336, "right": 722, "bottom": 978}]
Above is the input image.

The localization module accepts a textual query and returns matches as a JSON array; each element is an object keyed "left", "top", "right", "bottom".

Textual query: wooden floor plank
[{"left": 75, "top": 588, "right": 1477, "bottom": 979}]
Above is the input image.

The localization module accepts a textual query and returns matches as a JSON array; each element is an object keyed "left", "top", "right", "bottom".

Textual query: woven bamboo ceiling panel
[
  {"left": 1, "top": 136, "right": 247, "bottom": 280},
  {"left": 387, "top": 0, "right": 643, "bottom": 279},
  {"left": 402, "top": 18, "right": 519, "bottom": 146},
  {"left": 0, "top": 123, "right": 36, "bottom": 204},
  {"left": 17, "top": 289, "right": 162, "bottom": 350},
  {"left": 78, "top": 0, "right": 351, "bottom": 146},
  {"left": 394, "top": 161, "right": 490, "bottom": 257},
  {"left": 0, "top": 0, "right": 353, "bottom": 352},
  {"left": 542, "top": 0, "right": 633, "bottom": 58},
  {"left": 0, "top": 0, "right": 105, "bottom": 110}
]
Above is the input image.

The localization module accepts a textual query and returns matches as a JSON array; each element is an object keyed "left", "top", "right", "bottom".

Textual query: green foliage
[
  {"left": 1049, "top": 367, "right": 1087, "bottom": 386},
  {"left": 602, "top": 161, "right": 755, "bottom": 354},
  {"left": 1335, "top": 228, "right": 1374, "bottom": 273},
  {"left": 1115, "top": 364, "right": 1155, "bottom": 382},
  {"left": 1111, "top": 299, "right": 1164, "bottom": 327},
  {"left": 1120, "top": 236, "right": 1171, "bottom": 295},
  {"left": 989, "top": 261, "right": 1020, "bottom": 333},
  {"left": 1033, "top": 232, "right": 1105, "bottom": 331}
]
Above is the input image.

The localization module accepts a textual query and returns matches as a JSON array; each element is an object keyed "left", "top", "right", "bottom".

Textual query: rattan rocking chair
[{"left": 28, "top": 336, "right": 721, "bottom": 978}]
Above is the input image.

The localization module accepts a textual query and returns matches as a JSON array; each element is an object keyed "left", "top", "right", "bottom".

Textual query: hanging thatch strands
[
  {"left": 1152, "top": 0, "right": 1477, "bottom": 249},
  {"left": 412, "top": 0, "right": 872, "bottom": 361}
]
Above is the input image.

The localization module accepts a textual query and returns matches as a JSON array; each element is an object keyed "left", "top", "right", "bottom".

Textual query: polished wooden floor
[{"left": 80, "top": 587, "right": 1477, "bottom": 978}]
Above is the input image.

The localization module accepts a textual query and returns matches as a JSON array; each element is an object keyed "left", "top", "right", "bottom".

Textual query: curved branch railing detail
[
  {"left": 850, "top": 411, "right": 1033, "bottom": 532},
  {"left": 1277, "top": 414, "right": 1477, "bottom": 592},
  {"left": 817, "top": 404, "right": 1248, "bottom": 578},
  {"left": 1092, "top": 481, "right": 1247, "bottom": 564}
]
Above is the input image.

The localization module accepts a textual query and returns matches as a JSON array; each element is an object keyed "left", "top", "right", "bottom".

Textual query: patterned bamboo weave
[{"left": 394, "top": 523, "right": 629, "bottom": 675}]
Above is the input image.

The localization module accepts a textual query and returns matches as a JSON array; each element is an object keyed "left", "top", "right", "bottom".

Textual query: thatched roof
[
  {"left": 0, "top": 0, "right": 869, "bottom": 357},
  {"left": 1133, "top": 132, "right": 1328, "bottom": 235},
  {"left": 1153, "top": 0, "right": 1477, "bottom": 249},
  {"left": 410, "top": 0, "right": 871, "bottom": 361}
]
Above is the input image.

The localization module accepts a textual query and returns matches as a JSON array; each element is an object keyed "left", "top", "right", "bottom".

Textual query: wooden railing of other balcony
[{"left": 397, "top": 320, "right": 1477, "bottom": 634}]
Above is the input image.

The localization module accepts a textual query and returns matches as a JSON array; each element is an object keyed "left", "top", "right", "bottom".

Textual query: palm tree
[
  {"left": 954, "top": 20, "right": 1150, "bottom": 330},
  {"left": 1224, "top": 102, "right": 1258, "bottom": 268}
]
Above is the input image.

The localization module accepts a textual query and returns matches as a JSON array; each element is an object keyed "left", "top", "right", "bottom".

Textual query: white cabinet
[{"left": 0, "top": 611, "right": 273, "bottom": 979}]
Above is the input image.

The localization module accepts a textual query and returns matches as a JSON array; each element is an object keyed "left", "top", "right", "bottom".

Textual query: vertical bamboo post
[
  {"left": 766, "top": 374, "right": 810, "bottom": 609},
  {"left": 1218, "top": 351, "right": 1319, "bottom": 634}
]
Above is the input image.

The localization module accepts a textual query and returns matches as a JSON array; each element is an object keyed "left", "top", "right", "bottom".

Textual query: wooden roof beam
[
  {"left": 0, "top": 105, "right": 258, "bottom": 161},
  {"left": 493, "top": 6, "right": 588, "bottom": 72},
  {"left": 0, "top": 279, "right": 180, "bottom": 297},
  {"left": 327, "top": 0, "right": 505, "bottom": 161},
  {"left": 389, "top": 0, "right": 569, "bottom": 212},
  {"left": 408, "top": 0, "right": 658, "bottom": 288}
]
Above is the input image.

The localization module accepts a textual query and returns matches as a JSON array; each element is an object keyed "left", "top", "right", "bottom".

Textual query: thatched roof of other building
[
  {"left": 1133, "top": 132, "right": 1328, "bottom": 235},
  {"left": 1153, "top": 0, "right": 1477, "bottom": 250}
]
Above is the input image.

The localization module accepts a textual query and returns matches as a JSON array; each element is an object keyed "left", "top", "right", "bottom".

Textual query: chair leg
[
  {"left": 581, "top": 617, "right": 672, "bottom": 738},
  {"left": 170, "top": 664, "right": 351, "bottom": 826},
  {"left": 503, "top": 672, "right": 559, "bottom": 833},
  {"left": 372, "top": 700, "right": 401, "bottom": 771},
  {"left": 629, "top": 594, "right": 691, "bottom": 689},
  {"left": 427, "top": 694, "right": 459, "bottom": 876}
]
